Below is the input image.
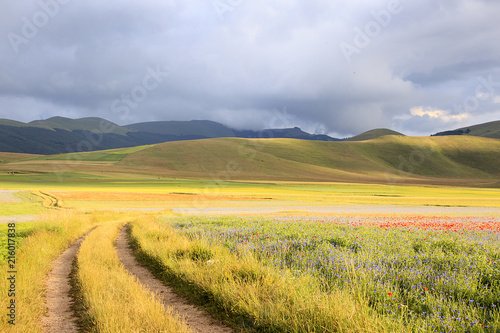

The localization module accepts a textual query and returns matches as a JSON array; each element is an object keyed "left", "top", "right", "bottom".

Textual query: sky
[{"left": 1, "top": 0, "right": 500, "bottom": 137}]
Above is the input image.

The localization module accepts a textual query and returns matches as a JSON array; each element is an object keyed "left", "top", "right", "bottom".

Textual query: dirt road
[
  {"left": 41, "top": 232, "right": 94, "bottom": 333},
  {"left": 116, "top": 226, "right": 234, "bottom": 333}
]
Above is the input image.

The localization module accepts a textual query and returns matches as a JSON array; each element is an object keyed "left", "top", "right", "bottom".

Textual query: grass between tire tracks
[
  {"left": 0, "top": 210, "right": 109, "bottom": 332},
  {"left": 129, "top": 216, "right": 403, "bottom": 332},
  {"left": 73, "top": 217, "right": 192, "bottom": 333}
]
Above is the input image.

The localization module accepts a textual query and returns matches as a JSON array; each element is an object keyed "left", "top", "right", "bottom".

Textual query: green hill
[
  {"left": 0, "top": 152, "right": 39, "bottom": 164},
  {"left": 29, "top": 116, "right": 129, "bottom": 135},
  {"left": 432, "top": 120, "right": 500, "bottom": 139},
  {"left": 346, "top": 128, "right": 405, "bottom": 141},
  {"left": 456, "top": 120, "right": 500, "bottom": 138},
  {"left": 0, "top": 119, "right": 27, "bottom": 127},
  {"left": 13, "top": 135, "right": 499, "bottom": 185}
]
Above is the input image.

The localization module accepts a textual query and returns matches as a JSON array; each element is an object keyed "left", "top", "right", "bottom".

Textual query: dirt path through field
[
  {"left": 116, "top": 226, "right": 234, "bottom": 333},
  {"left": 41, "top": 230, "right": 94, "bottom": 333}
]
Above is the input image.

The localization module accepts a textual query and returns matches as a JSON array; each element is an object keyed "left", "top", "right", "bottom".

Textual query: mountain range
[
  {"left": 0, "top": 117, "right": 342, "bottom": 155},
  {"left": 0, "top": 116, "right": 498, "bottom": 155}
]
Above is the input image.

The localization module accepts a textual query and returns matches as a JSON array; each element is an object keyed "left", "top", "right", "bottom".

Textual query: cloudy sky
[{"left": 1, "top": 0, "right": 500, "bottom": 137}]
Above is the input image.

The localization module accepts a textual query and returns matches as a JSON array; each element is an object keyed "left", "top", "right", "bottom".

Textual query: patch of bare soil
[
  {"left": 173, "top": 204, "right": 500, "bottom": 216},
  {"left": 0, "top": 190, "right": 22, "bottom": 202},
  {"left": 0, "top": 215, "right": 37, "bottom": 224},
  {"left": 41, "top": 232, "right": 93, "bottom": 333},
  {"left": 116, "top": 226, "right": 234, "bottom": 333}
]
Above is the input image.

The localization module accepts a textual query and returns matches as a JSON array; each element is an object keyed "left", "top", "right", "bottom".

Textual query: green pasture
[
  {"left": 0, "top": 191, "right": 43, "bottom": 215},
  {"left": 32, "top": 144, "right": 154, "bottom": 162}
]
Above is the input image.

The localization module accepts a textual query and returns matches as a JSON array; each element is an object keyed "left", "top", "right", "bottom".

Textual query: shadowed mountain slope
[{"left": 0, "top": 117, "right": 338, "bottom": 154}]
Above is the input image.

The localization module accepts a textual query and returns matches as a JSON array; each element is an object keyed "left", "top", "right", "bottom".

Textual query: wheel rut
[
  {"left": 41, "top": 230, "right": 94, "bottom": 333},
  {"left": 116, "top": 225, "right": 234, "bottom": 333}
]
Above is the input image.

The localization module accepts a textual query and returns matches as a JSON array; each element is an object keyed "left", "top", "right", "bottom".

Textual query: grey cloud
[
  {"left": 1, "top": 0, "right": 500, "bottom": 136},
  {"left": 404, "top": 61, "right": 500, "bottom": 87}
]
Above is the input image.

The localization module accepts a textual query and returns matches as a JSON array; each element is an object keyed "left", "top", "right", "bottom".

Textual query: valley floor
[{"left": 0, "top": 179, "right": 499, "bottom": 332}]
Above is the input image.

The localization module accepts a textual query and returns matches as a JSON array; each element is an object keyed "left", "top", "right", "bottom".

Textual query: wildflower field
[
  {"left": 1, "top": 178, "right": 500, "bottom": 332},
  {"left": 165, "top": 214, "right": 500, "bottom": 332}
]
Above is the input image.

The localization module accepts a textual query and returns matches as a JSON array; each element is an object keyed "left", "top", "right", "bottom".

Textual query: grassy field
[
  {"left": 1, "top": 177, "right": 500, "bottom": 210},
  {"left": 2, "top": 201, "right": 499, "bottom": 331},
  {"left": 129, "top": 215, "right": 402, "bottom": 332},
  {"left": 129, "top": 214, "right": 500, "bottom": 332},
  {"left": 0, "top": 190, "right": 43, "bottom": 215},
  {"left": 0, "top": 211, "right": 107, "bottom": 332},
  {"left": 1, "top": 135, "right": 500, "bottom": 186},
  {"left": 74, "top": 217, "right": 192, "bottom": 332},
  {"left": 0, "top": 182, "right": 498, "bottom": 331},
  {"left": 0, "top": 210, "right": 195, "bottom": 332}
]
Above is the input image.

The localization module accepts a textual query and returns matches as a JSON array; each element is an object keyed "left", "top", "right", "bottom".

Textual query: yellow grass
[
  {"left": 10, "top": 182, "right": 496, "bottom": 212},
  {"left": 0, "top": 210, "right": 110, "bottom": 332},
  {"left": 32, "top": 190, "right": 67, "bottom": 209},
  {"left": 130, "top": 216, "right": 405, "bottom": 332},
  {"left": 75, "top": 217, "right": 192, "bottom": 333},
  {"left": 0, "top": 178, "right": 497, "bottom": 331}
]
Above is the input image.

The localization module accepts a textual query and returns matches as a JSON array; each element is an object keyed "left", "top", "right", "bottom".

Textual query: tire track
[
  {"left": 41, "top": 230, "right": 94, "bottom": 333},
  {"left": 116, "top": 225, "right": 234, "bottom": 333}
]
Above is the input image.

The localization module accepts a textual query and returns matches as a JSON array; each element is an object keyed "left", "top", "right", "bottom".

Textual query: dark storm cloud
[
  {"left": 1, "top": 0, "right": 500, "bottom": 137},
  {"left": 404, "top": 61, "right": 500, "bottom": 87}
]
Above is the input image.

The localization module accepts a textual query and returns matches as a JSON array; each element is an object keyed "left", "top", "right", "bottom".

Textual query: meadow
[
  {"left": 159, "top": 215, "right": 500, "bottom": 331},
  {"left": 0, "top": 170, "right": 499, "bottom": 331}
]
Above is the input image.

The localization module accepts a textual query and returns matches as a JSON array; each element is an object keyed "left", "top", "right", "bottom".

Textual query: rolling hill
[
  {"left": 346, "top": 128, "right": 405, "bottom": 141},
  {"left": 0, "top": 152, "right": 39, "bottom": 164},
  {"left": 3, "top": 135, "right": 499, "bottom": 186},
  {"left": 431, "top": 120, "right": 500, "bottom": 139}
]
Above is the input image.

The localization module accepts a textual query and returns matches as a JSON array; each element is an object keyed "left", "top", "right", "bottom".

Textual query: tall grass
[
  {"left": 74, "top": 219, "right": 192, "bottom": 333},
  {"left": 0, "top": 210, "right": 110, "bottom": 332},
  {"left": 129, "top": 215, "right": 401, "bottom": 332},
  {"left": 173, "top": 215, "right": 500, "bottom": 332}
]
